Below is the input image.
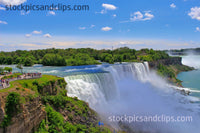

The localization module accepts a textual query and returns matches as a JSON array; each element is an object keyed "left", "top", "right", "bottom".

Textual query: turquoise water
[
  {"left": 178, "top": 55, "right": 200, "bottom": 98},
  {"left": 178, "top": 70, "right": 200, "bottom": 98}
]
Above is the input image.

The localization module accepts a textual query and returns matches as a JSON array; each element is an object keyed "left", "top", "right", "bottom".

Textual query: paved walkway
[{"left": 0, "top": 73, "right": 42, "bottom": 90}]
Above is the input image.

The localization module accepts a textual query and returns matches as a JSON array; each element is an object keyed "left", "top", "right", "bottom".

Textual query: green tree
[
  {"left": 16, "top": 64, "right": 23, "bottom": 74},
  {"left": 1, "top": 92, "right": 21, "bottom": 127},
  {"left": 5, "top": 92, "right": 21, "bottom": 116},
  {"left": 0, "top": 56, "right": 6, "bottom": 64},
  {"left": 24, "top": 57, "right": 34, "bottom": 66},
  {"left": 42, "top": 54, "right": 66, "bottom": 66},
  {"left": 4, "top": 67, "right": 12, "bottom": 73},
  {"left": 6, "top": 57, "right": 13, "bottom": 65},
  {"left": 0, "top": 67, "right": 4, "bottom": 74}
]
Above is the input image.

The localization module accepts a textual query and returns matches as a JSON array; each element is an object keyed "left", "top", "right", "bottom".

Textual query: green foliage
[
  {"left": 4, "top": 67, "right": 12, "bottom": 72},
  {"left": 138, "top": 49, "right": 169, "bottom": 62},
  {"left": 157, "top": 64, "right": 175, "bottom": 78},
  {"left": 36, "top": 105, "right": 111, "bottom": 133},
  {"left": 42, "top": 94, "right": 89, "bottom": 115},
  {"left": 42, "top": 53, "right": 66, "bottom": 66},
  {"left": 45, "top": 105, "right": 65, "bottom": 132},
  {"left": 0, "top": 47, "right": 170, "bottom": 66},
  {"left": 6, "top": 57, "right": 13, "bottom": 65},
  {"left": 140, "top": 55, "right": 153, "bottom": 61},
  {"left": 24, "top": 57, "right": 34, "bottom": 66},
  {"left": 66, "top": 53, "right": 100, "bottom": 66},
  {"left": 42, "top": 95, "right": 69, "bottom": 109},
  {"left": 36, "top": 120, "right": 48, "bottom": 133},
  {"left": 0, "top": 67, "right": 4, "bottom": 74},
  {"left": 100, "top": 53, "right": 114, "bottom": 64},
  {"left": 5, "top": 92, "right": 21, "bottom": 116},
  {"left": 1, "top": 92, "right": 21, "bottom": 127},
  {"left": 16, "top": 63, "right": 23, "bottom": 73}
]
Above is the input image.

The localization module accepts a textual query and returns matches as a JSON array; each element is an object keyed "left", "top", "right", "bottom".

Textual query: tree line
[{"left": 0, "top": 47, "right": 169, "bottom": 66}]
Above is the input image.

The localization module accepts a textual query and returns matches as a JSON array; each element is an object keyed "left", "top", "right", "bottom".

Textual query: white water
[
  {"left": 65, "top": 62, "right": 200, "bottom": 133},
  {"left": 182, "top": 55, "right": 200, "bottom": 69}
]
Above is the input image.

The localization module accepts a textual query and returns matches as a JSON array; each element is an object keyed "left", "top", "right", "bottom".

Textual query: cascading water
[
  {"left": 182, "top": 55, "right": 200, "bottom": 69},
  {"left": 65, "top": 62, "right": 200, "bottom": 133},
  {"left": 65, "top": 73, "right": 119, "bottom": 109},
  {"left": 4, "top": 61, "right": 199, "bottom": 132}
]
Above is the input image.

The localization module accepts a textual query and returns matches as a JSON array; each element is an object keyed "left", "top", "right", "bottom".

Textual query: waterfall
[
  {"left": 65, "top": 62, "right": 200, "bottom": 133},
  {"left": 65, "top": 62, "right": 151, "bottom": 108},
  {"left": 65, "top": 72, "right": 119, "bottom": 109},
  {"left": 182, "top": 55, "right": 200, "bottom": 69}
]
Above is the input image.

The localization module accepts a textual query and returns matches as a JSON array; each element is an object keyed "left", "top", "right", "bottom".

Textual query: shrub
[{"left": 1, "top": 92, "right": 21, "bottom": 127}]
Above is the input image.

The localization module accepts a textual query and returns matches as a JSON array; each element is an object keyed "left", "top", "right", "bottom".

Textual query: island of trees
[{"left": 0, "top": 47, "right": 169, "bottom": 66}]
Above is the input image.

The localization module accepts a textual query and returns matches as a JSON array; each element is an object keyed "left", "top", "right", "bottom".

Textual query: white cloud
[
  {"left": 170, "top": 3, "right": 176, "bottom": 8},
  {"left": 96, "top": 9, "right": 107, "bottom": 14},
  {"left": 25, "top": 30, "right": 42, "bottom": 38},
  {"left": 96, "top": 3, "right": 117, "bottom": 14},
  {"left": 144, "top": 12, "right": 154, "bottom": 20},
  {"left": 43, "top": 34, "right": 52, "bottom": 38},
  {"left": 130, "top": 11, "right": 154, "bottom": 21},
  {"left": 102, "top": 3, "right": 117, "bottom": 10},
  {"left": 21, "top": 11, "right": 30, "bottom": 15},
  {"left": 195, "top": 27, "right": 200, "bottom": 32},
  {"left": 0, "top": 20, "right": 7, "bottom": 24},
  {"left": 48, "top": 11, "right": 56, "bottom": 16},
  {"left": 188, "top": 7, "right": 200, "bottom": 21},
  {"left": 0, "top": 6, "right": 5, "bottom": 10},
  {"left": 113, "top": 14, "right": 117, "bottom": 18},
  {"left": 90, "top": 25, "right": 95, "bottom": 28},
  {"left": 25, "top": 34, "right": 31, "bottom": 37},
  {"left": 79, "top": 27, "right": 86, "bottom": 30},
  {"left": 101, "top": 26, "right": 112, "bottom": 31},
  {"left": 32, "top": 30, "right": 42, "bottom": 34},
  {"left": 0, "top": 0, "right": 26, "bottom": 5}
]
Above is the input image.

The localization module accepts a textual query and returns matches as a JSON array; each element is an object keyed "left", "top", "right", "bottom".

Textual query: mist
[
  {"left": 182, "top": 54, "right": 200, "bottom": 69},
  {"left": 65, "top": 63, "right": 200, "bottom": 133}
]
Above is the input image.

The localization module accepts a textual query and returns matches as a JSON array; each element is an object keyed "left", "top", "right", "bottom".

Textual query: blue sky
[{"left": 0, "top": 0, "right": 200, "bottom": 51}]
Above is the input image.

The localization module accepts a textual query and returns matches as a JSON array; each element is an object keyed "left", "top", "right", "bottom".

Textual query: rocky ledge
[{"left": 148, "top": 57, "right": 182, "bottom": 68}]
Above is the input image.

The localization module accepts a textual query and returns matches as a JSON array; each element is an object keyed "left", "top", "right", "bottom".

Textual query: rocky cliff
[
  {"left": 0, "top": 75, "right": 66, "bottom": 133},
  {"left": 148, "top": 57, "right": 182, "bottom": 68},
  {"left": 148, "top": 57, "right": 194, "bottom": 87},
  {"left": 1, "top": 97, "right": 46, "bottom": 133},
  {"left": 0, "top": 99, "right": 4, "bottom": 125},
  {"left": 0, "top": 75, "right": 110, "bottom": 133}
]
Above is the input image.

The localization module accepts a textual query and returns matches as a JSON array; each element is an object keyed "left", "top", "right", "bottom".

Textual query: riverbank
[{"left": 148, "top": 57, "right": 194, "bottom": 86}]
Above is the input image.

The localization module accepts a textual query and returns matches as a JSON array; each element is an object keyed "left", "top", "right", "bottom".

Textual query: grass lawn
[{"left": 0, "top": 75, "right": 61, "bottom": 92}]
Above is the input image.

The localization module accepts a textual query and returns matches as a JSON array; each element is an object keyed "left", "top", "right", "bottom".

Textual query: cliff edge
[{"left": 0, "top": 75, "right": 112, "bottom": 133}]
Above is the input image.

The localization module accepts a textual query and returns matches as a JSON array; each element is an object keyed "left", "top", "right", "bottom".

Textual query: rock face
[
  {"left": 0, "top": 98, "right": 4, "bottom": 126},
  {"left": 38, "top": 79, "right": 66, "bottom": 96},
  {"left": 0, "top": 97, "right": 46, "bottom": 133},
  {"left": 148, "top": 57, "right": 182, "bottom": 68},
  {"left": 0, "top": 77, "right": 67, "bottom": 133},
  {"left": 59, "top": 106, "right": 98, "bottom": 127}
]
